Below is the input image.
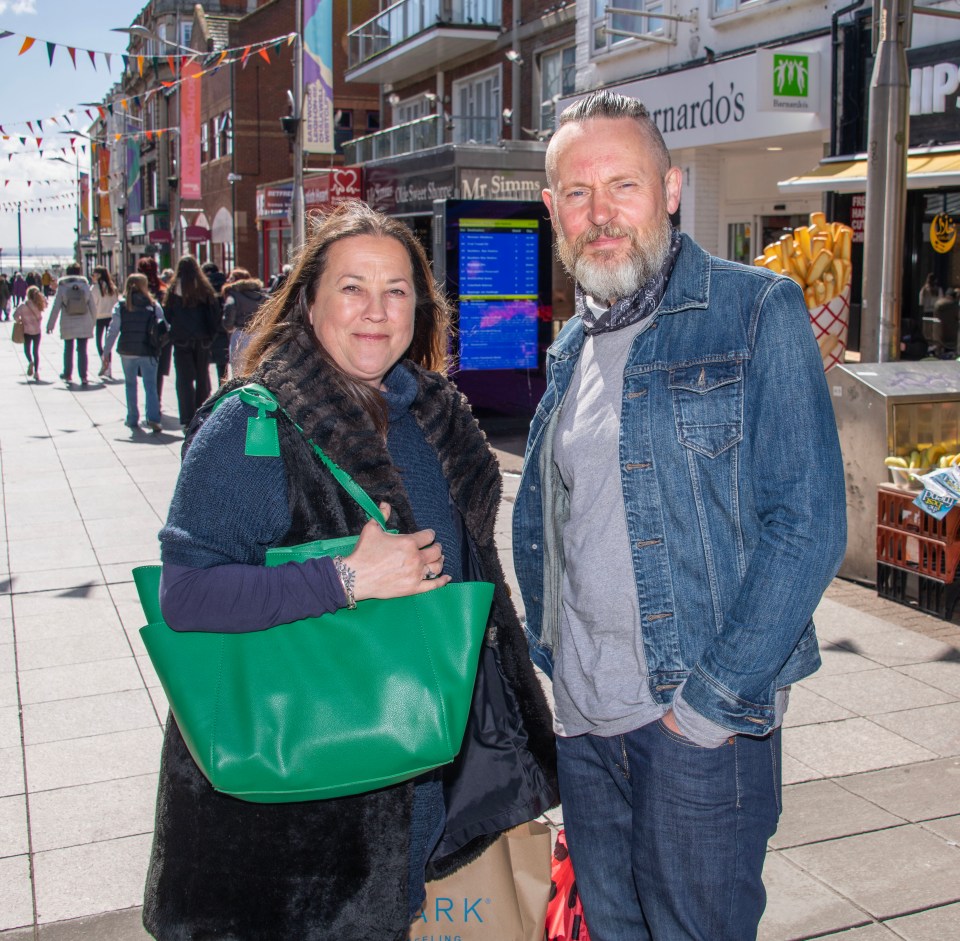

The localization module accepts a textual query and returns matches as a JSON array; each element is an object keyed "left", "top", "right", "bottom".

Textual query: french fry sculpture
[{"left": 755, "top": 212, "right": 854, "bottom": 372}]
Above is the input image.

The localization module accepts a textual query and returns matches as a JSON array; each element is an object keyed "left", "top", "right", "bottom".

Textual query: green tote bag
[{"left": 135, "top": 384, "right": 493, "bottom": 803}]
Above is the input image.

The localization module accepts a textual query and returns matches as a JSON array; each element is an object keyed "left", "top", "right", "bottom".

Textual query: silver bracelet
[{"left": 332, "top": 556, "right": 357, "bottom": 610}]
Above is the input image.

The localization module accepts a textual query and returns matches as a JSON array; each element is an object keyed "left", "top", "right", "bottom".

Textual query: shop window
[
  {"left": 200, "top": 121, "right": 209, "bottom": 162},
  {"left": 727, "top": 222, "right": 752, "bottom": 265},
  {"left": 367, "top": 111, "right": 380, "bottom": 131},
  {"left": 334, "top": 109, "right": 353, "bottom": 155},
  {"left": 591, "top": 0, "right": 665, "bottom": 55},
  {"left": 215, "top": 112, "right": 232, "bottom": 159},
  {"left": 712, "top": 0, "right": 767, "bottom": 16},
  {"left": 539, "top": 45, "right": 576, "bottom": 131},
  {"left": 452, "top": 66, "right": 502, "bottom": 145}
]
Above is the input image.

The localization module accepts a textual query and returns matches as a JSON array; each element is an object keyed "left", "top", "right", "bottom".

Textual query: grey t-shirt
[{"left": 553, "top": 318, "right": 661, "bottom": 738}]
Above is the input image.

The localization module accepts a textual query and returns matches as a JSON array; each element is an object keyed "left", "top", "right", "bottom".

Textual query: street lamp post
[{"left": 860, "top": 0, "right": 913, "bottom": 362}]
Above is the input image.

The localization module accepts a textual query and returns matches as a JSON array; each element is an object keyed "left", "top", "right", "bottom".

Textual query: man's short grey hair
[{"left": 546, "top": 90, "right": 672, "bottom": 186}]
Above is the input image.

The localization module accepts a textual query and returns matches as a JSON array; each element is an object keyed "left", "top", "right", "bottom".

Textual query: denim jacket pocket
[{"left": 669, "top": 360, "right": 744, "bottom": 458}]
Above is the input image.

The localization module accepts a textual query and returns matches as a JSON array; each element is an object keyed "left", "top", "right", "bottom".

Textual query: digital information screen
[{"left": 457, "top": 218, "right": 539, "bottom": 371}]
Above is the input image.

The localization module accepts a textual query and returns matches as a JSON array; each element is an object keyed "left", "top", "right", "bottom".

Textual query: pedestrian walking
[
  {"left": 202, "top": 261, "right": 229, "bottom": 386},
  {"left": 513, "top": 91, "right": 846, "bottom": 941},
  {"left": 138, "top": 258, "right": 170, "bottom": 404},
  {"left": 102, "top": 273, "right": 167, "bottom": 434},
  {"left": 11, "top": 272, "right": 26, "bottom": 304},
  {"left": 163, "top": 255, "right": 220, "bottom": 427},
  {"left": 220, "top": 268, "right": 267, "bottom": 374},
  {"left": 0, "top": 273, "right": 11, "bottom": 321},
  {"left": 45, "top": 262, "right": 97, "bottom": 386},
  {"left": 91, "top": 266, "right": 119, "bottom": 378},
  {"left": 13, "top": 285, "right": 45, "bottom": 381}
]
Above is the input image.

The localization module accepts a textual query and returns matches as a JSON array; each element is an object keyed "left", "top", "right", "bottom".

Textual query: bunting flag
[{"left": 0, "top": 28, "right": 296, "bottom": 137}]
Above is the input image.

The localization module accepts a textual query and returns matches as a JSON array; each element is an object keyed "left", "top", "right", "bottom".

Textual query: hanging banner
[
  {"left": 78, "top": 171, "right": 90, "bottom": 236},
  {"left": 302, "top": 0, "right": 334, "bottom": 154},
  {"left": 95, "top": 142, "right": 112, "bottom": 230},
  {"left": 126, "top": 129, "right": 143, "bottom": 234},
  {"left": 180, "top": 59, "right": 203, "bottom": 199}
]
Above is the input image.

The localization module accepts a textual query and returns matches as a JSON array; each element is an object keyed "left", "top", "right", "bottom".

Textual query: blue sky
[{"left": 0, "top": 0, "right": 148, "bottom": 254}]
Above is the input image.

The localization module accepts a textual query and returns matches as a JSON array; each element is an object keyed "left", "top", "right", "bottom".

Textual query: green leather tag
[{"left": 245, "top": 415, "right": 280, "bottom": 457}]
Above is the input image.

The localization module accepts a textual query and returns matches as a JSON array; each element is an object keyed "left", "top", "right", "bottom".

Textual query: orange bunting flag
[
  {"left": 241, "top": 45, "right": 251, "bottom": 67},
  {"left": 287, "top": 33, "right": 296, "bottom": 45},
  {"left": 167, "top": 56, "right": 177, "bottom": 74},
  {"left": 114, "top": 133, "right": 121, "bottom": 142},
  {"left": 67, "top": 47, "right": 77, "bottom": 68},
  {"left": 258, "top": 47, "right": 270, "bottom": 64},
  {"left": 121, "top": 99, "right": 128, "bottom": 111},
  {"left": 146, "top": 130, "right": 153, "bottom": 141},
  {"left": 19, "top": 36, "right": 35, "bottom": 55},
  {"left": 217, "top": 50, "right": 228, "bottom": 66},
  {"left": 137, "top": 55, "right": 144, "bottom": 76},
  {"left": 161, "top": 81, "right": 175, "bottom": 88}
]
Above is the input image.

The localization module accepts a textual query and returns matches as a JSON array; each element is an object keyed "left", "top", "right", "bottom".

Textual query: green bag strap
[{"left": 210, "top": 382, "right": 388, "bottom": 532}]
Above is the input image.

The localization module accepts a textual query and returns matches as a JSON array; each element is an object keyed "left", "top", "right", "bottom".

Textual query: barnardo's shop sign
[{"left": 577, "top": 36, "right": 829, "bottom": 151}]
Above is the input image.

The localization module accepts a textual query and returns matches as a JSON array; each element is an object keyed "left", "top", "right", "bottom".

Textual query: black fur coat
[{"left": 142, "top": 328, "right": 558, "bottom": 940}]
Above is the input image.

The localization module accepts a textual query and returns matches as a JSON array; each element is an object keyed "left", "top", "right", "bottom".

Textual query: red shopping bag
[{"left": 545, "top": 829, "right": 590, "bottom": 941}]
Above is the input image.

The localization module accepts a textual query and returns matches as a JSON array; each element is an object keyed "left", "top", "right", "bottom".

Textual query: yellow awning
[{"left": 778, "top": 149, "right": 960, "bottom": 193}]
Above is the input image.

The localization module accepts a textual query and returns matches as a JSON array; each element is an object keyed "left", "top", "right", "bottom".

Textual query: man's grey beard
[{"left": 557, "top": 216, "right": 672, "bottom": 304}]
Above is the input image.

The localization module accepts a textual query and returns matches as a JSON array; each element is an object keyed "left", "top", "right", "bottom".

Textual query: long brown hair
[
  {"left": 26, "top": 285, "right": 46, "bottom": 311},
  {"left": 239, "top": 200, "right": 450, "bottom": 431},
  {"left": 171, "top": 254, "right": 216, "bottom": 307}
]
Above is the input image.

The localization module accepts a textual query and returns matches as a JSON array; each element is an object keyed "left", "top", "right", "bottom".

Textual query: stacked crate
[{"left": 876, "top": 484, "right": 960, "bottom": 619}]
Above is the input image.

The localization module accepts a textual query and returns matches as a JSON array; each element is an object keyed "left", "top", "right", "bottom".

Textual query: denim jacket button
[{"left": 531, "top": 543, "right": 539, "bottom": 551}]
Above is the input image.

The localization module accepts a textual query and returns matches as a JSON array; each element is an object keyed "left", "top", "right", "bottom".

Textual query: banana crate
[
  {"left": 877, "top": 484, "right": 960, "bottom": 542},
  {"left": 876, "top": 525, "right": 960, "bottom": 583},
  {"left": 877, "top": 562, "right": 960, "bottom": 621}
]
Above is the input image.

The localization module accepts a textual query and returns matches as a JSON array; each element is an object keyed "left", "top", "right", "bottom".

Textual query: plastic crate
[
  {"left": 876, "top": 525, "right": 960, "bottom": 582},
  {"left": 878, "top": 484, "right": 960, "bottom": 541},
  {"left": 877, "top": 561, "right": 960, "bottom": 620}
]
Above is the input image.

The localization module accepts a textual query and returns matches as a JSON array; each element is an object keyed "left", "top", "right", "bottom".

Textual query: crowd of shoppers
[{"left": 11, "top": 253, "right": 271, "bottom": 437}]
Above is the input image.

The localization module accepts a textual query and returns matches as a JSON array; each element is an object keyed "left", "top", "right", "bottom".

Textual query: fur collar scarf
[{"left": 253, "top": 326, "right": 501, "bottom": 549}]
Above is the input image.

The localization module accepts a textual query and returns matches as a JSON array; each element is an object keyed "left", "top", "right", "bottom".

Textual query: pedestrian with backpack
[
  {"left": 102, "top": 273, "right": 168, "bottom": 434},
  {"left": 45, "top": 262, "right": 97, "bottom": 386},
  {"left": 221, "top": 267, "right": 268, "bottom": 374}
]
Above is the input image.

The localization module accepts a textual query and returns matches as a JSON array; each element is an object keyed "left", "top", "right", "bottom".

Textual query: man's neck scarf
[{"left": 577, "top": 228, "right": 682, "bottom": 336}]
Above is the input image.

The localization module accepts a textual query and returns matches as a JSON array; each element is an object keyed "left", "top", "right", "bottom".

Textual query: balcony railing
[
  {"left": 348, "top": 0, "right": 500, "bottom": 75},
  {"left": 344, "top": 115, "right": 443, "bottom": 164},
  {"left": 343, "top": 113, "right": 505, "bottom": 163}
]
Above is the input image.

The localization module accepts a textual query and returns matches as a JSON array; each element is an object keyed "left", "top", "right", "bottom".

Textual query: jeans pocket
[{"left": 655, "top": 718, "right": 704, "bottom": 748}]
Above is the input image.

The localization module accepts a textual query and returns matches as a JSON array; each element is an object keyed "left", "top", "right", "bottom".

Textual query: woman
[
  {"left": 91, "top": 266, "right": 119, "bottom": 377},
  {"left": 14, "top": 285, "right": 45, "bottom": 381},
  {"left": 221, "top": 266, "right": 267, "bottom": 372},
  {"left": 142, "top": 201, "right": 558, "bottom": 940},
  {"left": 138, "top": 257, "right": 171, "bottom": 404},
  {"left": 102, "top": 274, "right": 166, "bottom": 433},
  {"left": 163, "top": 255, "right": 220, "bottom": 427}
]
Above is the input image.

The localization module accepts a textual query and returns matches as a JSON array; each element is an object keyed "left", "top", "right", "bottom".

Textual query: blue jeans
[
  {"left": 556, "top": 722, "right": 781, "bottom": 941},
  {"left": 120, "top": 354, "right": 160, "bottom": 428}
]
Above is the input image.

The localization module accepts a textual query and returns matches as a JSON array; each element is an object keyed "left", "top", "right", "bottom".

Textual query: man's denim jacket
[{"left": 512, "top": 235, "right": 847, "bottom": 736}]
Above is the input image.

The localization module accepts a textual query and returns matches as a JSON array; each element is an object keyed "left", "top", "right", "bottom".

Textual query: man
[
  {"left": 46, "top": 262, "right": 97, "bottom": 386},
  {"left": 513, "top": 91, "right": 846, "bottom": 940}
]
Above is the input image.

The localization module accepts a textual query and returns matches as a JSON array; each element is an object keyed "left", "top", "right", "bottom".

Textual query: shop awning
[{"left": 779, "top": 148, "right": 960, "bottom": 193}]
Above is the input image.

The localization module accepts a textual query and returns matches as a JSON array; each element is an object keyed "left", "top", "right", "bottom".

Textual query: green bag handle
[{"left": 210, "top": 382, "right": 388, "bottom": 532}]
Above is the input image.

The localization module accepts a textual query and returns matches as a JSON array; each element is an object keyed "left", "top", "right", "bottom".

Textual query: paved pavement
[{"left": 1, "top": 335, "right": 959, "bottom": 940}]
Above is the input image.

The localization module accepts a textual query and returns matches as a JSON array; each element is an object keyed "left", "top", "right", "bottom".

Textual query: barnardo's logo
[
  {"left": 773, "top": 54, "right": 809, "bottom": 97},
  {"left": 756, "top": 48, "right": 820, "bottom": 113}
]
